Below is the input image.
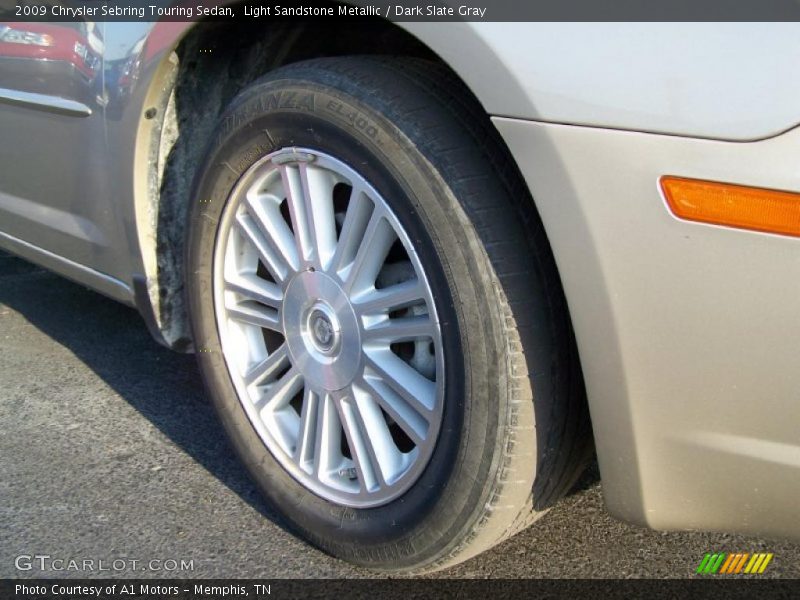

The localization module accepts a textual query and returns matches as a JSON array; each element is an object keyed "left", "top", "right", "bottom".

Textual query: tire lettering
[{"left": 325, "top": 100, "right": 379, "bottom": 141}]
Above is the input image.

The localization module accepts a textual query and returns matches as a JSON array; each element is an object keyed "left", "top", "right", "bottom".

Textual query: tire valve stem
[{"left": 339, "top": 467, "right": 358, "bottom": 480}]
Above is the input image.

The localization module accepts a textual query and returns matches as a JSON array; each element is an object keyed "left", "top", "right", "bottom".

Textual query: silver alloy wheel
[{"left": 213, "top": 148, "right": 445, "bottom": 508}]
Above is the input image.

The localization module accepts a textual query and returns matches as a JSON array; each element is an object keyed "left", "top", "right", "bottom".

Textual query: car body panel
[
  {"left": 1, "top": 18, "right": 799, "bottom": 540},
  {"left": 405, "top": 22, "right": 800, "bottom": 141},
  {"left": 0, "top": 22, "right": 133, "bottom": 285}
]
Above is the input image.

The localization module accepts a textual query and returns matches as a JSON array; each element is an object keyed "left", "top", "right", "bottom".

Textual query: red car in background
[{"left": 0, "top": 21, "right": 101, "bottom": 104}]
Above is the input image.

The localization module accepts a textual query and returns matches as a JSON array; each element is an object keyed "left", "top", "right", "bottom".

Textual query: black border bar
[
  {"left": 4, "top": 579, "right": 800, "bottom": 600},
  {"left": 4, "top": 0, "right": 800, "bottom": 22}
]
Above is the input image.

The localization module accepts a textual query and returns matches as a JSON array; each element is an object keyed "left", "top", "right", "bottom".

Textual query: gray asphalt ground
[{"left": 2, "top": 251, "right": 799, "bottom": 579}]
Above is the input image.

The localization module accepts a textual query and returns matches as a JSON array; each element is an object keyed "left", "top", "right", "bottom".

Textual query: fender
[{"left": 403, "top": 22, "right": 800, "bottom": 141}]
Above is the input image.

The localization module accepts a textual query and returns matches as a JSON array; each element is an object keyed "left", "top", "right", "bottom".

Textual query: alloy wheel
[{"left": 213, "top": 148, "right": 445, "bottom": 508}]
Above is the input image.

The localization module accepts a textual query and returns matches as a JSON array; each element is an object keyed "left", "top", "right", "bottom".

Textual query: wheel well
[
  {"left": 142, "top": 16, "right": 593, "bottom": 510},
  {"left": 147, "top": 18, "right": 440, "bottom": 350},
  {"left": 145, "top": 17, "right": 551, "bottom": 357}
]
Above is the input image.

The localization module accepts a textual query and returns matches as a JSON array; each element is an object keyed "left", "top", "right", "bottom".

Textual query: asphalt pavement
[{"left": 2, "top": 251, "right": 799, "bottom": 579}]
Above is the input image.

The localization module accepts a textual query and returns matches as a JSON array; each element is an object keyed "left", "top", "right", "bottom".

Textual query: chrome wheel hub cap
[
  {"left": 282, "top": 270, "right": 360, "bottom": 390},
  {"left": 308, "top": 307, "right": 337, "bottom": 353},
  {"left": 213, "top": 148, "right": 444, "bottom": 508}
]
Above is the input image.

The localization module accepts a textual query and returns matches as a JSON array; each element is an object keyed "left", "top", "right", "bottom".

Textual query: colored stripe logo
[{"left": 696, "top": 552, "right": 773, "bottom": 574}]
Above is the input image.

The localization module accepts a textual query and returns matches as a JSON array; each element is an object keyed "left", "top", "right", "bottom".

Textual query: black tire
[{"left": 185, "top": 56, "right": 591, "bottom": 573}]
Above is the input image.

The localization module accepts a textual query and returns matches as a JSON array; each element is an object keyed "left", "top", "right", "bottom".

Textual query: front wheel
[{"left": 186, "top": 57, "right": 590, "bottom": 572}]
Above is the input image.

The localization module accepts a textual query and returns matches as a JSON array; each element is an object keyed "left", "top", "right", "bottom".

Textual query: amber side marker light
[{"left": 661, "top": 176, "right": 800, "bottom": 238}]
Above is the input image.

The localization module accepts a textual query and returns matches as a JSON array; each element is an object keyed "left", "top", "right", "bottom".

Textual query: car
[
  {"left": 0, "top": 21, "right": 101, "bottom": 106},
  {"left": 2, "top": 15, "right": 800, "bottom": 574}
]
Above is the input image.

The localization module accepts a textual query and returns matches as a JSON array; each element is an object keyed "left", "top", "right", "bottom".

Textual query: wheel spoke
[
  {"left": 225, "top": 272, "right": 282, "bottom": 310},
  {"left": 243, "top": 344, "right": 289, "bottom": 386},
  {"left": 359, "top": 376, "right": 427, "bottom": 446},
  {"left": 336, "top": 394, "right": 383, "bottom": 492},
  {"left": 255, "top": 367, "right": 303, "bottom": 410},
  {"left": 362, "top": 314, "right": 436, "bottom": 344},
  {"left": 235, "top": 212, "right": 291, "bottom": 284},
  {"left": 364, "top": 350, "right": 436, "bottom": 413},
  {"left": 313, "top": 393, "right": 341, "bottom": 480},
  {"left": 226, "top": 299, "right": 281, "bottom": 332},
  {"left": 299, "top": 163, "right": 338, "bottom": 270},
  {"left": 353, "top": 387, "right": 408, "bottom": 485},
  {"left": 244, "top": 191, "right": 300, "bottom": 275},
  {"left": 340, "top": 210, "right": 396, "bottom": 293},
  {"left": 329, "top": 187, "right": 373, "bottom": 276},
  {"left": 293, "top": 387, "right": 319, "bottom": 472},
  {"left": 279, "top": 164, "right": 314, "bottom": 263},
  {"left": 351, "top": 279, "right": 425, "bottom": 316}
]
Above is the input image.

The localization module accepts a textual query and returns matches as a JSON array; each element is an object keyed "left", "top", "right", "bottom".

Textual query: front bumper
[{"left": 494, "top": 117, "right": 800, "bottom": 538}]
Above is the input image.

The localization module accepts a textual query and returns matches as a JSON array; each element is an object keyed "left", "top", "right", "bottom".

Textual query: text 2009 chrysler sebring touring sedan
[{"left": 1, "top": 18, "right": 799, "bottom": 572}]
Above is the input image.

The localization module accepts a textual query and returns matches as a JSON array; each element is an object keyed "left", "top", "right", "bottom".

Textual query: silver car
[{"left": 2, "top": 16, "right": 800, "bottom": 573}]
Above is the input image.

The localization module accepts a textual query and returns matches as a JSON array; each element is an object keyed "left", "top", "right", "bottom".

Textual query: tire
[{"left": 185, "top": 56, "right": 591, "bottom": 573}]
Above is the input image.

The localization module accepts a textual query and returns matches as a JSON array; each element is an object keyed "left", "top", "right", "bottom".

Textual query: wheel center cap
[
  {"left": 282, "top": 270, "right": 361, "bottom": 391},
  {"left": 308, "top": 307, "right": 340, "bottom": 354}
]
